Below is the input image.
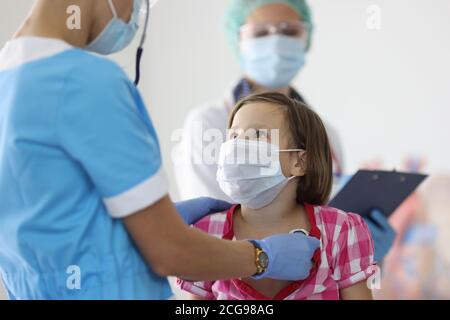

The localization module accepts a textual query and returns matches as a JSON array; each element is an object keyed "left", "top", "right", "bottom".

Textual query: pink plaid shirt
[{"left": 177, "top": 203, "right": 376, "bottom": 300}]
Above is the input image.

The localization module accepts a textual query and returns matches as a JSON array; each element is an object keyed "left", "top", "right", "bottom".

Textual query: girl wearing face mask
[
  {"left": 0, "top": 0, "right": 322, "bottom": 300},
  {"left": 178, "top": 92, "right": 376, "bottom": 300}
]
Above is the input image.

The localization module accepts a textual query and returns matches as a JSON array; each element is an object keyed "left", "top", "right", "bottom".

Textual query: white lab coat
[{"left": 173, "top": 85, "right": 345, "bottom": 201}]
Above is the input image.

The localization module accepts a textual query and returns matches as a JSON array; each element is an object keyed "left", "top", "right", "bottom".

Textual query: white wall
[{"left": 1, "top": 0, "right": 450, "bottom": 299}]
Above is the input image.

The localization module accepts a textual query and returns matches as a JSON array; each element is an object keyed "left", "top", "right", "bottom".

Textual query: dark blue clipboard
[{"left": 329, "top": 170, "right": 428, "bottom": 218}]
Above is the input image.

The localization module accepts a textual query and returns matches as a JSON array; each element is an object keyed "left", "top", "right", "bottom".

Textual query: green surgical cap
[{"left": 224, "top": 0, "right": 313, "bottom": 53}]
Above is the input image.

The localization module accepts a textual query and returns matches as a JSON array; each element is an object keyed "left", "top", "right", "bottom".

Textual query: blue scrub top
[{"left": 0, "top": 40, "right": 172, "bottom": 299}]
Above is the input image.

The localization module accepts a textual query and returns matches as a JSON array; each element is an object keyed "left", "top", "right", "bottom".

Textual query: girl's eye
[
  {"left": 256, "top": 129, "right": 268, "bottom": 140},
  {"left": 254, "top": 30, "right": 270, "bottom": 38},
  {"left": 280, "top": 27, "right": 300, "bottom": 37},
  {"left": 229, "top": 133, "right": 238, "bottom": 139}
]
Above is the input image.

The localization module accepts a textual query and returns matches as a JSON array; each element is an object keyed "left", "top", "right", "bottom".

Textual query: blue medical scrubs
[{"left": 0, "top": 40, "right": 172, "bottom": 299}]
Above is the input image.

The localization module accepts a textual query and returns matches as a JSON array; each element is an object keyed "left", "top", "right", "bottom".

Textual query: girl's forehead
[
  {"left": 231, "top": 102, "right": 292, "bottom": 141},
  {"left": 233, "top": 102, "right": 286, "bottom": 126}
]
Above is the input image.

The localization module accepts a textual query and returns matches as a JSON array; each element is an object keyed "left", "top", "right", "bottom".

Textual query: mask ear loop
[
  {"left": 279, "top": 149, "right": 305, "bottom": 152},
  {"left": 107, "top": 0, "right": 118, "bottom": 18},
  {"left": 135, "top": 0, "right": 151, "bottom": 86},
  {"left": 278, "top": 149, "right": 306, "bottom": 180}
]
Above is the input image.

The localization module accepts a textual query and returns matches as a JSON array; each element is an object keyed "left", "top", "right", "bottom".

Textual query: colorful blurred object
[{"left": 374, "top": 174, "right": 450, "bottom": 299}]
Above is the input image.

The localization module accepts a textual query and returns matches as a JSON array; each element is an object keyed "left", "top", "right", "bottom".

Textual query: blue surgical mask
[
  {"left": 86, "top": 0, "right": 143, "bottom": 55},
  {"left": 240, "top": 35, "right": 306, "bottom": 89}
]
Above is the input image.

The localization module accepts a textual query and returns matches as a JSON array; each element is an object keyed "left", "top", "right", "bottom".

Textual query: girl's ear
[{"left": 291, "top": 151, "right": 307, "bottom": 177}]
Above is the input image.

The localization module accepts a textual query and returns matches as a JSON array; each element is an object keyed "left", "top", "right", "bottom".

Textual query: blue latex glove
[
  {"left": 174, "top": 197, "right": 232, "bottom": 225},
  {"left": 364, "top": 209, "right": 396, "bottom": 262},
  {"left": 251, "top": 233, "right": 320, "bottom": 281}
]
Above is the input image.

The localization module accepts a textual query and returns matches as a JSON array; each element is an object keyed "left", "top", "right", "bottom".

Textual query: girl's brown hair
[{"left": 228, "top": 92, "right": 333, "bottom": 205}]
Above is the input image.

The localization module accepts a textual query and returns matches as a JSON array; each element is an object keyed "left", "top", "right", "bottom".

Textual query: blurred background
[{"left": 1, "top": 0, "right": 450, "bottom": 299}]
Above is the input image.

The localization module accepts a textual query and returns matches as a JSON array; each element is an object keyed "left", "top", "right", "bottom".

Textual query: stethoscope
[
  {"left": 290, "top": 229, "right": 309, "bottom": 236},
  {"left": 134, "top": 0, "right": 151, "bottom": 86}
]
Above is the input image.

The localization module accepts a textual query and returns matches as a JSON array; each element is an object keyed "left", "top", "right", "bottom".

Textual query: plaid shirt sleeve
[
  {"left": 332, "top": 212, "right": 376, "bottom": 290},
  {"left": 176, "top": 278, "right": 215, "bottom": 299}
]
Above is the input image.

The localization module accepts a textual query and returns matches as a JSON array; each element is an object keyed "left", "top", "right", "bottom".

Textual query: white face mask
[{"left": 217, "top": 139, "right": 304, "bottom": 209}]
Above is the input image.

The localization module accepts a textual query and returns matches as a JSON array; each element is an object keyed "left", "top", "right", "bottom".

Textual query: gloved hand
[
  {"left": 364, "top": 209, "right": 396, "bottom": 262},
  {"left": 251, "top": 233, "right": 320, "bottom": 281},
  {"left": 174, "top": 197, "right": 232, "bottom": 225}
]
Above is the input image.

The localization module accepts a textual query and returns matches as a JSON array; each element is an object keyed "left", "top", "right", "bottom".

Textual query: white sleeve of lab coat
[
  {"left": 172, "top": 101, "right": 233, "bottom": 202},
  {"left": 324, "top": 120, "right": 345, "bottom": 174}
]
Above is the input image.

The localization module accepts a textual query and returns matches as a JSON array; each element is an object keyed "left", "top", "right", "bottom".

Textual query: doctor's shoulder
[{"left": 61, "top": 48, "right": 134, "bottom": 91}]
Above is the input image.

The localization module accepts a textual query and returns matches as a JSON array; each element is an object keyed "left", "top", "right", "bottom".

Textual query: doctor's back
[{"left": 0, "top": 37, "right": 171, "bottom": 299}]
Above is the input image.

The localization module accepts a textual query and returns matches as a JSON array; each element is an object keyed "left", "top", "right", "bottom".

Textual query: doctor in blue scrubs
[{"left": 0, "top": 0, "right": 321, "bottom": 299}]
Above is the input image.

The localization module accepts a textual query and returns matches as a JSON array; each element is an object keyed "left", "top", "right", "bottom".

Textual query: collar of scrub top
[
  {"left": 232, "top": 78, "right": 307, "bottom": 104},
  {"left": 134, "top": 0, "right": 151, "bottom": 86}
]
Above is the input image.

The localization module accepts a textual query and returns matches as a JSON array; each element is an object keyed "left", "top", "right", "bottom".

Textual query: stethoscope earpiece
[{"left": 290, "top": 228, "right": 309, "bottom": 236}]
